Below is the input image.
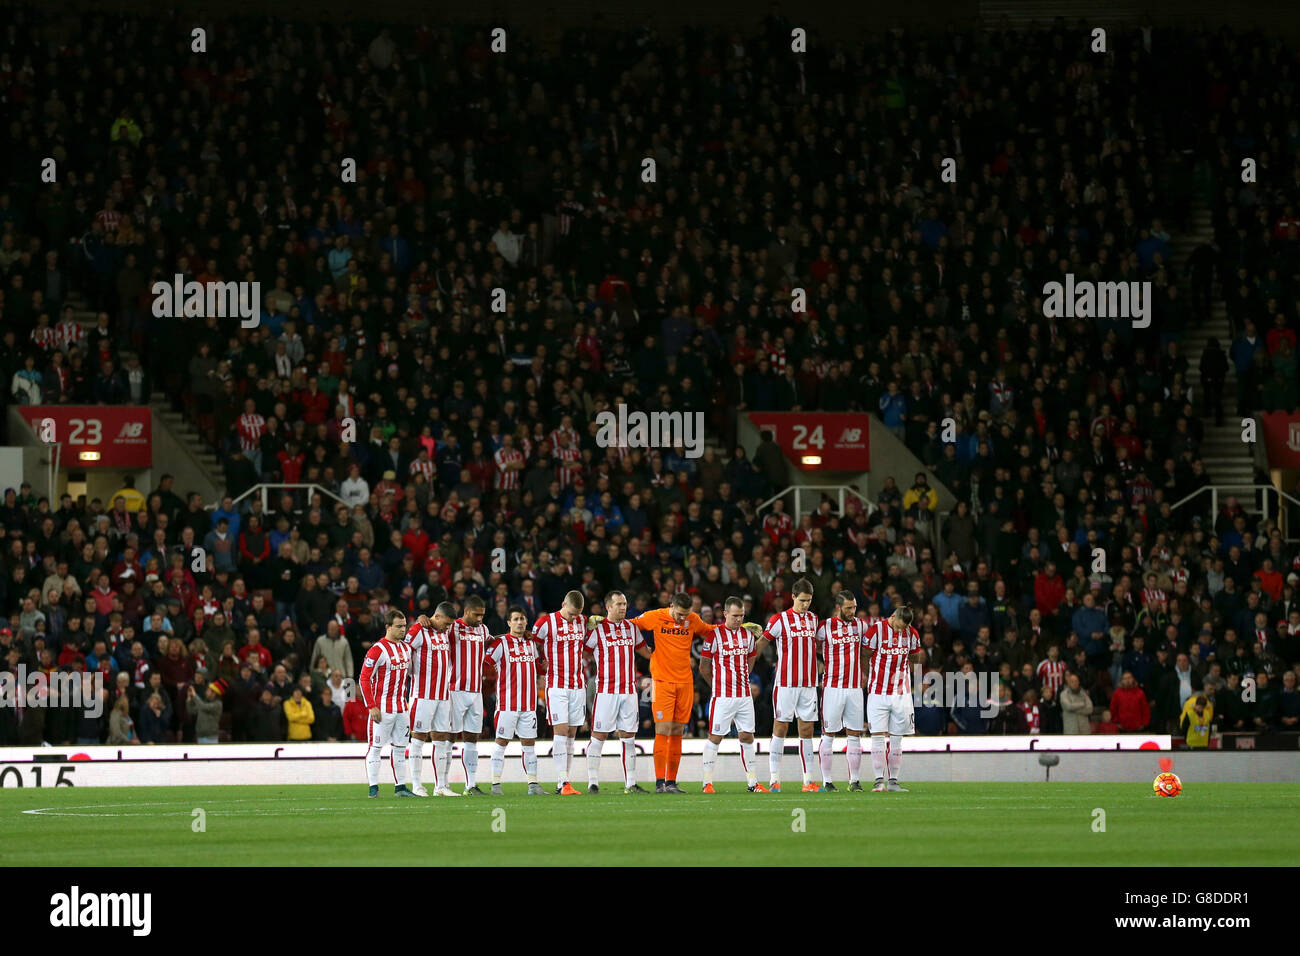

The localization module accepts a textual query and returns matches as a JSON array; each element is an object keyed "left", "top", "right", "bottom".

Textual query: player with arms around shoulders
[
  {"left": 584, "top": 590, "right": 652, "bottom": 794},
  {"left": 754, "top": 577, "right": 821, "bottom": 792},
  {"left": 360, "top": 609, "right": 416, "bottom": 798},
  {"left": 406, "top": 601, "right": 459, "bottom": 797},
  {"left": 816, "top": 590, "right": 870, "bottom": 792},
  {"left": 533, "top": 589, "right": 589, "bottom": 795},
  {"left": 450, "top": 595, "right": 491, "bottom": 795},
  {"left": 628, "top": 592, "right": 713, "bottom": 793},
  {"left": 865, "top": 604, "right": 924, "bottom": 792},
  {"left": 699, "top": 596, "right": 768, "bottom": 793},
  {"left": 487, "top": 606, "right": 546, "bottom": 796}
]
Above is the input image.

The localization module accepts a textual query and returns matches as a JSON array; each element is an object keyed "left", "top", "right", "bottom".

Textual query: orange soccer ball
[{"left": 1153, "top": 772, "right": 1182, "bottom": 797}]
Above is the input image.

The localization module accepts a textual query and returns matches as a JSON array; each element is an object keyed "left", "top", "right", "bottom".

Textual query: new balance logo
[
  {"left": 117, "top": 423, "right": 144, "bottom": 438},
  {"left": 838, "top": 428, "right": 862, "bottom": 442}
]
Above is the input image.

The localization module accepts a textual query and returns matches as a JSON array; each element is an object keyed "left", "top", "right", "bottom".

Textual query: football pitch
[{"left": 3, "top": 782, "right": 1298, "bottom": 866}]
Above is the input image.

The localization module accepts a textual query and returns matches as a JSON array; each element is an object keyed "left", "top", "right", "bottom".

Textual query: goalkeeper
[{"left": 602, "top": 593, "right": 712, "bottom": 793}]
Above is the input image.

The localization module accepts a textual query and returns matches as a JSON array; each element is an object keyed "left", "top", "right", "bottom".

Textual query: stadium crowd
[{"left": 2, "top": 11, "right": 1300, "bottom": 747}]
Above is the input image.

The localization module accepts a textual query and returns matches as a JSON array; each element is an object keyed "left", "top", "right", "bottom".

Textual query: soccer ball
[{"left": 1153, "top": 772, "right": 1182, "bottom": 797}]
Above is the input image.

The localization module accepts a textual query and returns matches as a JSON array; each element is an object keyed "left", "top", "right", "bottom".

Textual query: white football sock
[
  {"left": 889, "top": 734, "right": 903, "bottom": 779},
  {"left": 366, "top": 744, "right": 382, "bottom": 786},
  {"left": 819, "top": 735, "right": 835, "bottom": 784},
  {"left": 586, "top": 737, "right": 604, "bottom": 786},
  {"left": 432, "top": 740, "right": 450, "bottom": 788},
  {"left": 621, "top": 737, "right": 637, "bottom": 786},
  {"left": 799, "top": 737, "right": 815, "bottom": 785},
  {"left": 565, "top": 735, "right": 576, "bottom": 781},
  {"left": 552, "top": 735, "right": 568, "bottom": 785},
  {"left": 408, "top": 737, "right": 425, "bottom": 788},
  {"left": 739, "top": 739, "right": 758, "bottom": 787},
  {"left": 702, "top": 739, "right": 719, "bottom": 784},
  {"left": 769, "top": 735, "right": 785, "bottom": 782},
  {"left": 461, "top": 741, "right": 478, "bottom": 787},
  {"left": 846, "top": 735, "right": 862, "bottom": 784},
  {"left": 522, "top": 744, "right": 538, "bottom": 782},
  {"left": 871, "top": 735, "right": 888, "bottom": 780},
  {"left": 491, "top": 743, "right": 506, "bottom": 784},
  {"left": 391, "top": 738, "right": 408, "bottom": 787}
]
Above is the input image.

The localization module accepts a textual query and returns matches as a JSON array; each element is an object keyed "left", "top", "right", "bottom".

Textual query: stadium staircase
[
  {"left": 63, "top": 291, "right": 226, "bottom": 496},
  {"left": 1170, "top": 200, "right": 1259, "bottom": 502}
]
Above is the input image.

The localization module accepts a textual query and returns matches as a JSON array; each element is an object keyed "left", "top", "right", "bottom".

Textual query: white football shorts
[{"left": 592, "top": 692, "right": 638, "bottom": 734}]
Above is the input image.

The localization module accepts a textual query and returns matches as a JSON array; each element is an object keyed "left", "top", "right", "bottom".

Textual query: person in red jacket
[
  {"left": 342, "top": 694, "right": 370, "bottom": 742},
  {"left": 295, "top": 377, "right": 331, "bottom": 426},
  {"left": 1109, "top": 671, "right": 1151, "bottom": 732},
  {"left": 1254, "top": 558, "right": 1284, "bottom": 602},
  {"left": 1034, "top": 562, "right": 1067, "bottom": 616}
]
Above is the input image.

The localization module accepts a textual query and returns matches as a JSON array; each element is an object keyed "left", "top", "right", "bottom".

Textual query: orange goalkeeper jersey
[{"left": 629, "top": 608, "right": 711, "bottom": 684}]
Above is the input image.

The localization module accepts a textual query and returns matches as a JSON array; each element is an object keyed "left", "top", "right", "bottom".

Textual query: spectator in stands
[{"left": 1109, "top": 672, "right": 1152, "bottom": 733}]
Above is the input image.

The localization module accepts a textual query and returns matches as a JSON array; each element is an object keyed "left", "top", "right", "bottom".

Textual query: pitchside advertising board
[
  {"left": 0, "top": 737, "right": 1169, "bottom": 787},
  {"left": 746, "top": 412, "right": 870, "bottom": 471},
  {"left": 18, "top": 406, "right": 152, "bottom": 468}
]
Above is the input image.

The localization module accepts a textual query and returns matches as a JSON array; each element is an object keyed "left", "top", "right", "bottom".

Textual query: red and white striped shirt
[
  {"left": 547, "top": 426, "right": 579, "bottom": 452},
  {"left": 865, "top": 620, "right": 920, "bottom": 695},
  {"left": 237, "top": 412, "right": 266, "bottom": 453},
  {"left": 450, "top": 618, "right": 490, "bottom": 693},
  {"left": 488, "top": 634, "right": 538, "bottom": 712},
  {"left": 359, "top": 638, "right": 411, "bottom": 713},
  {"left": 409, "top": 457, "right": 434, "bottom": 483},
  {"left": 1036, "top": 658, "right": 1067, "bottom": 693},
  {"left": 493, "top": 446, "right": 523, "bottom": 490},
  {"left": 54, "top": 320, "right": 85, "bottom": 353},
  {"left": 1141, "top": 587, "right": 1166, "bottom": 607},
  {"left": 763, "top": 609, "right": 819, "bottom": 688},
  {"left": 30, "top": 325, "right": 57, "bottom": 351},
  {"left": 405, "top": 621, "right": 452, "bottom": 700},
  {"left": 554, "top": 444, "right": 582, "bottom": 487},
  {"left": 816, "top": 615, "right": 869, "bottom": 689},
  {"left": 585, "top": 618, "right": 645, "bottom": 695},
  {"left": 533, "top": 610, "right": 587, "bottom": 689},
  {"left": 700, "top": 625, "right": 754, "bottom": 699}
]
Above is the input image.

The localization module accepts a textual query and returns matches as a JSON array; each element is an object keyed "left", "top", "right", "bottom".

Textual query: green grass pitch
[{"left": 3, "top": 783, "right": 1298, "bottom": 866}]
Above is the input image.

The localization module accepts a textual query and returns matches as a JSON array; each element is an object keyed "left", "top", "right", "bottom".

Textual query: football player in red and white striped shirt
[
  {"left": 486, "top": 606, "right": 546, "bottom": 796},
  {"left": 450, "top": 595, "right": 491, "bottom": 794},
  {"left": 404, "top": 602, "right": 459, "bottom": 797},
  {"left": 360, "top": 609, "right": 417, "bottom": 798},
  {"left": 865, "top": 605, "right": 923, "bottom": 792},
  {"left": 583, "top": 590, "right": 651, "bottom": 793},
  {"left": 698, "top": 596, "right": 768, "bottom": 793},
  {"left": 533, "top": 590, "right": 588, "bottom": 795},
  {"left": 1035, "top": 644, "right": 1067, "bottom": 694},
  {"left": 493, "top": 434, "right": 524, "bottom": 491},
  {"left": 755, "top": 578, "right": 820, "bottom": 792},
  {"left": 816, "top": 591, "right": 870, "bottom": 792}
]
